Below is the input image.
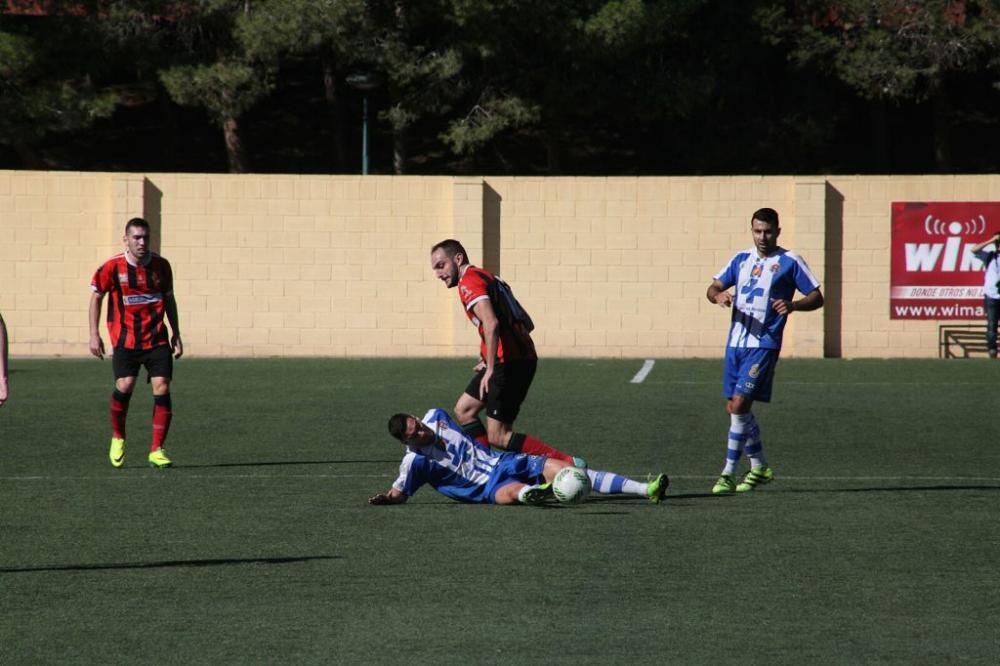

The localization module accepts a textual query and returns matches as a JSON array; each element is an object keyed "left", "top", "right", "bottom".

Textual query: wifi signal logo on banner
[
  {"left": 924, "top": 214, "right": 987, "bottom": 236},
  {"left": 907, "top": 213, "right": 989, "bottom": 273}
]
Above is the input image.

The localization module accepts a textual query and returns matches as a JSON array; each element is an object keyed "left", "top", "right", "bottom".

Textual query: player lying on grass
[{"left": 368, "top": 408, "right": 669, "bottom": 506}]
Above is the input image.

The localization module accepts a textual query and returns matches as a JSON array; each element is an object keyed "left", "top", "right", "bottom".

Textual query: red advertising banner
[{"left": 890, "top": 202, "right": 1000, "bottom": 319}]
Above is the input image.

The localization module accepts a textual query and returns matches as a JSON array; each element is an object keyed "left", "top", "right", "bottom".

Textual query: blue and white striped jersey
[
  {"left": 973, "top": 248, "right": 1000, "bottom": 299},
  {"left": 391, "top": 408, "right": 504, "bottom": 503},
  {"left": 713, "top": 246, "right": 820, "bottom": 350}
]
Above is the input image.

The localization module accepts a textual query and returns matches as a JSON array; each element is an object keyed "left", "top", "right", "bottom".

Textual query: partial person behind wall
[
  {"left": 970, "top": 232, "right": 1000, "bottom": 358},
  {"left": 0, "top": 310, "right": 9, "bottom": 406}
]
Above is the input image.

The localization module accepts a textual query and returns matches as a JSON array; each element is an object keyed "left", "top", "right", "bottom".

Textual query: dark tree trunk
[
  {"left": 223, "top": 116, "right": 248, "bottom": 173},
  {"left": 869, "top": 99, "right": 889, "bottom": 173},
  {"left": 931, "top": 86, "right": 952, "bottom": 173},
  {"left": 542, "top": 127, "right": 562, "bottom": 173},
  {"left": 393, "top": 127, "right": 406, "bottom": 175},
  {"left": 322, "top": 55, "right": 348, "bottom": 172},
  {"left": 12, "top": 140, "right": 43, "bottom": 170}
]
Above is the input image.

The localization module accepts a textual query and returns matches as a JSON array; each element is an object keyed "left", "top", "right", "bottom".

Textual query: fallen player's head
[{"left": 388, "top": 413, "right": 435, "bottom": 447}]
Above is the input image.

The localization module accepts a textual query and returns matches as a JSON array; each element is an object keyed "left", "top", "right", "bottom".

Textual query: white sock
[
  {"left": 744, "top": 413, "right": 767, "bottom": 469},
  {"left": 586, "top": 469, "right": 646, "bottom": 496},
  {"left": 723, "top": 413, "right": 751, "bottom": 475}
]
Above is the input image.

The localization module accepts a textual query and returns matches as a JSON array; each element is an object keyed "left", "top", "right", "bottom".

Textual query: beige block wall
[
  {"left": 0, "top": 171, "right": 115, "bottom": 355},
  {"left": 825, "top": 175, "right": 1000, "bottom": 358},
  {"left": 2, "top": 169, "right": 998, "bottom": 359},
  {"left": 483, "top": 176, "right": 798, "bottom": 358},
  {"left": 148, "top": 174, "right": 459, "bottom": 357}
]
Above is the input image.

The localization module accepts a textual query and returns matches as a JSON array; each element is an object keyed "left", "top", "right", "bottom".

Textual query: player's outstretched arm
[
  {"left": 771, "top": 288, "right": 823, "bottom": 316},
  {"left": 88, "top": 292, "right": 106, "bottom": 359},
  {"left": 797, "top": 288, "right": 824, "bottom": 312},
  {"left": 164, "top": 293, "right": 183, "bottom": 359},
  {"left": 971, "top": 233, "right": 1000, "bottom": 253},
  {"left": 471, "top": 299, "right": 500, "bottom": 398},
  {"left": 368, "top": 487, "right": 408, "bottom": 505},
  {"left": 706, "top": 279, "right": 732, "bottom": 307}
]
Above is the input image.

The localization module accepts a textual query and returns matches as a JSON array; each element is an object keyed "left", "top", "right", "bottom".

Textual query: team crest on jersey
[
  {"left": 770, "top": 263, "right": 780, "bottom": 273},
  {"left": 460, "top": 285, "right": 472, "bottom": 299},
  {"left": 150, "top": 272, "right": 161, "bottom": 289},
  {"left": 118, "top": 271, "right": 129, "bottom": 285},
  {"left": 749, "top": 364, "right": 760, "bottom": 379}
]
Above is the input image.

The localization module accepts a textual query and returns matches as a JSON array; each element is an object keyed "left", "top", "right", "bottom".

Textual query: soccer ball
[{"left": 552, "top": 466, "right": 591, "bottom": 504}]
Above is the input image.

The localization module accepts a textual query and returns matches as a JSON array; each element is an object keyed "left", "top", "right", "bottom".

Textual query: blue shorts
[
  {"left": 722, "top": 347, "right": 779, "bottom": 403},
  {"left": 486, "top": 453, "right": 547, "bottom": 504}
]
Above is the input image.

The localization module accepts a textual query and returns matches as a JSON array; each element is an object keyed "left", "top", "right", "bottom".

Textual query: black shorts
[
  {"left": 464, "top": 360, "right": 537, "bottom": 425},
  {"left": 112, "top": 345, "right": 174, "bottom": 381}
]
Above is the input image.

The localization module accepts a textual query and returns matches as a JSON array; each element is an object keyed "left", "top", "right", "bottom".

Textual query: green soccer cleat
[
  {"left": 647, "top": 473, "right": 670, "bottom": 504},
  {"left": 736, "top": 466, "right": 774, "bottom": 492},
  {"left": 109, "top": 437, "right": 126, "bottom": 468},
  {"left": 148, "top": 448, "right": 173, "bottom": 469},
  {"left": 519, "top": 482, "right": 554, "bottom": 505},
  {"left": 572, "top": 456, "right": 588, "bottom": 469},
  {"left": 712, "top": 474, "right": 736, "bottom": 494}
]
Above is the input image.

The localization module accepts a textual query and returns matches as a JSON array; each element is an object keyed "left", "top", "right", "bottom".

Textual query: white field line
[
  {"left": 2, "top": 473, "right": 1000, "bottom": 482},
  {"left": 0, "top": 473, "right": 392, "bottom": 481},
  {"left": 657, "top": 380, "right": 997, "bottom": 386},
  {"left": 630, "top": 359, "right": 655, "bottom": 384}
]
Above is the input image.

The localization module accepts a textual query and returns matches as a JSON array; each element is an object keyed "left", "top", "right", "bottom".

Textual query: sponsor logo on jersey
[
  {"left": 123, "top": 293, "right": 163, "bottom": 306},
  {"left": 751, "top": 264, "right": 763, "bottom": 278}
]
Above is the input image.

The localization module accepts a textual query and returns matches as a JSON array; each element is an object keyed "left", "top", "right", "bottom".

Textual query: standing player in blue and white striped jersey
[
  {"left": 706, "top": 207, "right": 824, "bottom": 495},
  {"left": 367, "top": 408, "right": 668, "bottom": 506}
]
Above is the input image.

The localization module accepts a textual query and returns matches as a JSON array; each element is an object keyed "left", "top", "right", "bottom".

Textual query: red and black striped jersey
[
  {"left": 458, "top": 265, "right": 536, "bottom": 363},
  {"left": 91, "top": 253, "right": 174, "bottom": 351}
]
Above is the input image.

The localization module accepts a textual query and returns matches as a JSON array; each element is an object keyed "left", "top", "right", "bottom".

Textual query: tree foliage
[
  {"left": 756, "top": 1, "right": 1000, "bottom": 170},
  {"left": 2, "top": 0, "right": 1000, "bottom": 173},
  {"left": 0, "top": 11, "right": 118, "bottom": 167},
  {"left": 757, "top": 0, "right": 1000, "bottom": 102}
]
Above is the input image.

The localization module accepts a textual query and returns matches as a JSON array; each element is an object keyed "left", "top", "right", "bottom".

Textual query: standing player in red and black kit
[
  {"left": 430, "top": 239, "right": 584, "bottom": 466},
  {"left": 89, "top": 218, "right": 183, "bottom": 468}
]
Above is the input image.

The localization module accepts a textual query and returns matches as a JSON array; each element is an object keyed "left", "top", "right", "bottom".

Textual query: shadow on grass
[
  {"left": 661, "top": 492, "right": 723, "bottom": 500},
  {"left": 0, "top": 555, "right": 340, "bottom": 574},
  {"left": 582, "top": 485, "right": 1000, "bottom": 502},
  {"left": 773, "top": 484, "right": 1000, "bottom": 494},
  {"left": 177, "top": 459, "right": 400, "bottom": 469},
  {"left": 581, "top": 492, "right": 719, "bottom": 502},
  {"left": 647, "top": 485, "right": 1000, "bottom": 500}
]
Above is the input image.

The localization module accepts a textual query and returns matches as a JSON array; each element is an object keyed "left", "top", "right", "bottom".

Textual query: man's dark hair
[
  {"left": 125, "top": 217, "right": 150, "bottom": 234},
  {"left": 387, "top": 413, "right": 410, "bottom": 441},
  {"left": 431, "top": 239, "right": 470, "bottom": 265},
  {"left": 751, "top": 208, "right": 779, "bottom": 227}
]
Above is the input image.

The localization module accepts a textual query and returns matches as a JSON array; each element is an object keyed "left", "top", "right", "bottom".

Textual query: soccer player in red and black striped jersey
[
  {"left": 89, "top": 218, "right": 183, "bottom": 469},
  {"left": 430, "top": 239, "right": 584, "bottom": 467}
]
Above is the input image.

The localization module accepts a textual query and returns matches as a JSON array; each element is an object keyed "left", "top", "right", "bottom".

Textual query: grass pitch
[{"left": 1, "top": 358, "right": 998, "bottom": 664}]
